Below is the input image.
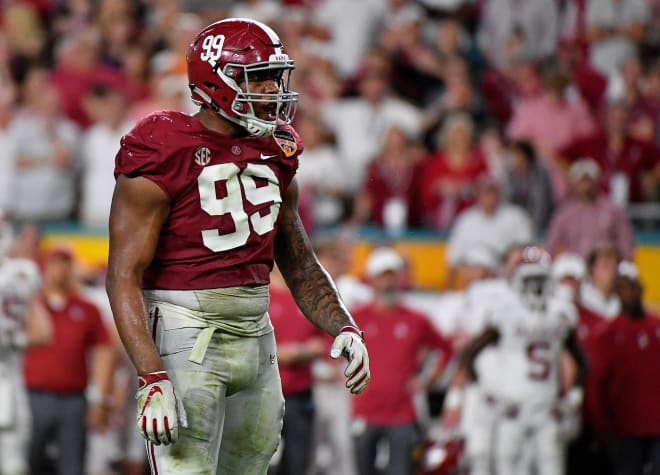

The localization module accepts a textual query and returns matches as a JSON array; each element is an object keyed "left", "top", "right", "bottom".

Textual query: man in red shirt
[
  {"left": 351, "top": 247, "right": 452, "bottom": 475},
  {"left": 23, "top": 246, "right": 114, "bottom": 475},
  {"left": 106, "top": 18, "right": 370, "bottom": 475},
  {"left": 589, "top": 261, "right": 660, "bottom": 475},
  {"left": 559, "top": 100, "right": 660, "bottom": 205},
  {"left": 269, "top": 266, "right": 326, "bottom": 475}
]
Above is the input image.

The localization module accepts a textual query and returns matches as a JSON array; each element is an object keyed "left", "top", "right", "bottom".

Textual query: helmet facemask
[
  {"left": 513, "top": 264, "right": 552, "bottom": 311},
  {"left": 191, "top": 57, "right": 298, "bottom": 137},
  {"left": 229, "top": 60, "right": 298, "bottom": 136}
]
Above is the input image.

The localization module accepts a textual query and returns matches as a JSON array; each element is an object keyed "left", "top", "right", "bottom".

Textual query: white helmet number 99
[{"left": 200, "top": 34, "right": 225, "bottom": 64}]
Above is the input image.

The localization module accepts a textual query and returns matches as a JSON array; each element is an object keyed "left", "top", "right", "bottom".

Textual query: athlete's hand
[
  {"left": 136, "top": 371, "right": 188, "bottom": 445},
  {"left": 330, "top": 326, "right": 370, "bottom": 394}
]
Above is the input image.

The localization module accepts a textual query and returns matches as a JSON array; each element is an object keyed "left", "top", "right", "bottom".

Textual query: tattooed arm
[
  {"left": 274, "top": 179, "right": 358, "bottom": 337},
  {"left": 275, "top": 179, "right": 370, "bottom": 394}
]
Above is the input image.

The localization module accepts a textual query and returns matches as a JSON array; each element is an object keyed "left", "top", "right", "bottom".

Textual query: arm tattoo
[{"left": 274, "top": 185, "right": 357, "bottom": 337}]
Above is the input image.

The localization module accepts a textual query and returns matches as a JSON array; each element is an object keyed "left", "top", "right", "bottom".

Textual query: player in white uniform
[
  {"left": 0, "top": 214, "right": 51, "bottom": 475},
  {"left": 456, "top": 246, "right": 586, "bottom": 475}
]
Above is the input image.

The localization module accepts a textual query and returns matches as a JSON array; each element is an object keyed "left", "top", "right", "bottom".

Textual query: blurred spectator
[
  {"left": 310, "top": 0, "right": 387, "bottom": 79},
  {"left": 446, "top": 176, "right": 533, "bottom": 288},
  {"left": 551, "top": 252, "right": 604, "bottom": 347},
  {"left": 580, "top": 242, "right": 623, "bottom": 320},
  {"left": 551, "top": 252, "right": 616, "bottom": 475},
  {"left": 127, "top": 72, "right": 194, "bottom": 122},
  {"left": 418, "top": 113, "right": 487, "bottom": 230},
  {"left": 480, "top": 54, "right": 543, "bottom": 125},
  {"left": 51, "top": 0, "right": 94, "bottom": 41},
  {"left": 80, "top": 268, "right": 144, "bottom": 475},
  {"left": 80, "top": 83, "right": 133, "bottom": 228},
  {"left": 351, "top": 247, "right": 452, "bottom": 475},
  {"left": 150, "top": 12, "right": 203, "bottom": 78},
  {"left": 23, "top": 246, "right": 114, "bottom": 475},
  {"left": 507, "top": 62, "right": 596, "bottom": 201},
  {"left": 295, "top": 110, "right": 349, "bottom": 230},
  {"left": 8, "top": 66, "right": 80, "bottom": 223},
  {"left": 378, "top": 0, "right": 443, "bottom": 107},
  {"left": 229, "top": 0, "right": 283, "bottom": 25},
  {"left": 644, "top": 59, "right": 660, "bottom": 135},
  {"left": 0, "top": 213, "right": 50, "bottom": 475},
  {"left": 606, "top": 54, "right": 660, "bottom": 141},
  {"left": 95, "top": 0, "right": 141, "bottom": 70},
  {"left": 351, "top": 125, "right": 424, "bottom": 232},
  {"left": 478, "top": 123, "right": 508, "bottom": 184},
  {"left": 586, "top": 0, "right": 650, "bottom": 79},
  {"left": 422, "top": 55, "right": 487, "bottom": 132},
  {"left": 559, "top": 99, "right": 660, "bottom": 207},
  {"left": 321, "top": 49, "right": 422, "bottom": 192},
  {"left": 546, "top": 159, "right": 634, "bottom": 259},
  {"left": 477, "top": 0, "right": 559, "bottom": 69},
  {"left": 430, "top": 18, "right": 485, "bottom": 79},
  {"left": 0, "top": 82, "right": 16, "bottom": 212},
  {"left": 269, "top": 265, "right": 326, "bottom": 475},
  {"left": 501, "top": 140, "right": 555, "bottom": 234},
  {"left": 426, "top": 244, "right": 500, "bottom": 350},
  {"left": 312, "top": 237, "right": 370, "bottom": 475},
  {"left": 1, "top": 2, "right": 46, "bottom": 79},
  {"left": 119, "top": 44, "right": 152, "bottom": 103},
  {"left": 50, "top": 27, "right": 126, "bottom": 128},
  {"left": 555, "top": 39, "right": 609, "bottom": 115},
  {"left": 589, "top": 261, "right": 660, "bottom": 475}
]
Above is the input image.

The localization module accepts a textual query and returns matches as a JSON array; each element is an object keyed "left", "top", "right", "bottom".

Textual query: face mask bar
[
  {"left": 228, "top": 61, "right": 299, "bottom": 130},
  {"left": 514, "top": 266, "right": 552, "bottom": 311}
]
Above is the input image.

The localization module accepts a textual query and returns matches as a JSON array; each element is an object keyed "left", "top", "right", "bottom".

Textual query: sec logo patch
[{"left": 194, "top": 146, "right": 212, "bottom": 166}]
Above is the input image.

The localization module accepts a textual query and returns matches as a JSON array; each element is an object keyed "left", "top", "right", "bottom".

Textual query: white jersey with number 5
[{"left": 485, "top": 293, "right": 576, "bottom": 407}]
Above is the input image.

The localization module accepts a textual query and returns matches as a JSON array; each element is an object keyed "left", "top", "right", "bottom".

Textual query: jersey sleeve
[{"left": 114, "top": 113, "right": 187, "bottom": 198}]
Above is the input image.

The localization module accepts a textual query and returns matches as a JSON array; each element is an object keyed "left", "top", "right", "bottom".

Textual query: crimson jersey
[
  {"left": 269, "top": 286, "right": 326, "bottom": 396},
  {"left": 352, "top": 303, "right": 452, "bottom": 425},
  {"left": 114, "top": 111, "right": 302, "bottom": 290},
  {"left": 587, "top": 313, "right": 660, "bottom": 437}
]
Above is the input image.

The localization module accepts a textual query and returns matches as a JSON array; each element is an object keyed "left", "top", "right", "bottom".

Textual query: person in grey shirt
[{"left": 8, "top": 66, "right": 80, "bottom": 223}]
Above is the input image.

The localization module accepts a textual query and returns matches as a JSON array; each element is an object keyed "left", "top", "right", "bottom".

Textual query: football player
[
  {"left": 454, "top": 247, "right": 587, "bottom": 475},
  {"left": 106, "top": 18, "right": 370, "bottom": 475},
  {"left": 0, "top": 213, "right": 50, "bottom": 475}
]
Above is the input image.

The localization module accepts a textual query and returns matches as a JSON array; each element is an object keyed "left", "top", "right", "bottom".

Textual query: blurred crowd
[
  {"left": 0, "top": 0, "right": 659, "bottom": 236},
  {"left": 1, "top": 0, "right": 660, "bottom": 474}
]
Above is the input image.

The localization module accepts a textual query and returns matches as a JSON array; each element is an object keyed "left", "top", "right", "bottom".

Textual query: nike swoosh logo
[{"left": 260, "top": 153, "right": 278, "bottom": 160}]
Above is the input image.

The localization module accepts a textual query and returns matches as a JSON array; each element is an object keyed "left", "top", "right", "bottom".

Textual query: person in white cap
[
  {"left": 351, "top": 247, "right": 453, "bottom": 475},
  {"left": 588, "top": 261, "right": 660, "bottom": 475}
]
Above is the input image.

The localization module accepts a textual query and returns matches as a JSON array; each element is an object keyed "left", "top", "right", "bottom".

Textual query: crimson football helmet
[
  {"left": 187, "top": 18, "right": 298, "bottom": 137},
  {"left": 510, "top": 246, "right": 553, "bottom": 311}
]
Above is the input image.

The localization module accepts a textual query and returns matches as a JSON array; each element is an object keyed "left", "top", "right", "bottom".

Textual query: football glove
[
  {"left": 555, "top": 387, "right": 584, "bottom": 441},
  {"left": 136, "top": 371, "right": 188, "bottom": 445},
  {"left": 330, "top": 326, "right": 370, "bottom": 394}
]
